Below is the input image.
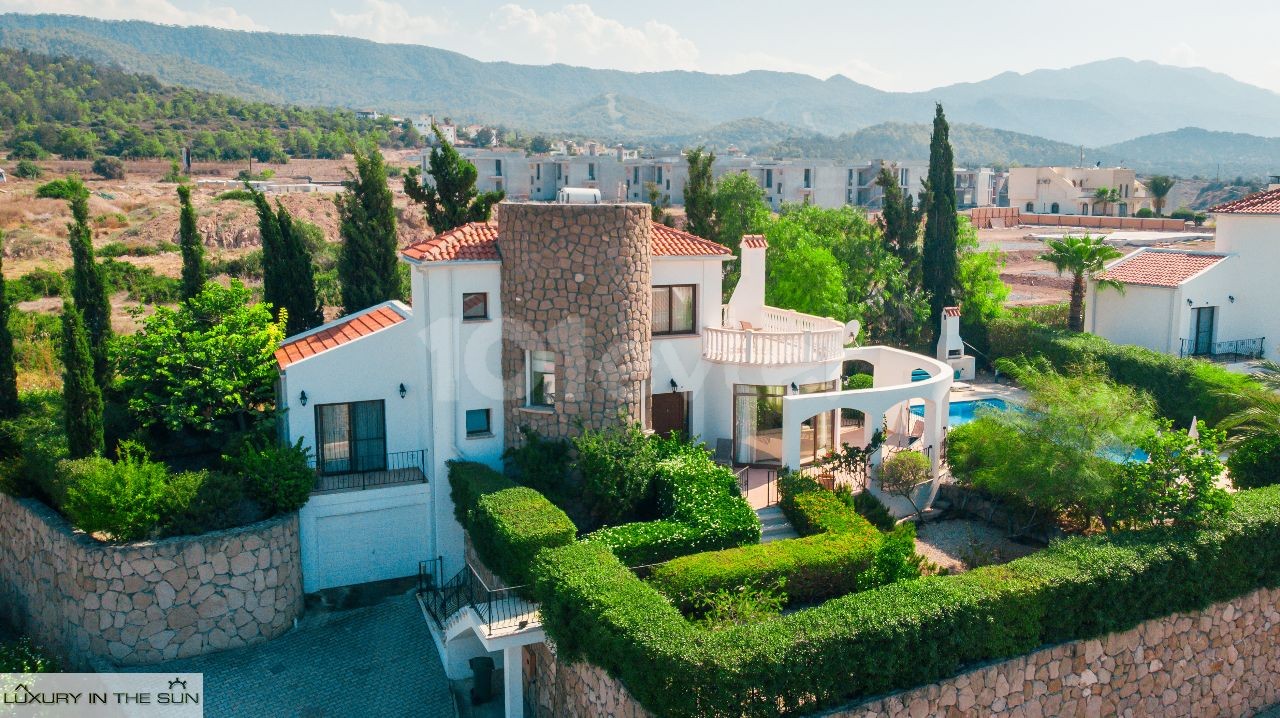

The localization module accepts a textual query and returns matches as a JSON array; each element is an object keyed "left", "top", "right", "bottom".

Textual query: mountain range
[{"left": 2, "top": 13, "right": 1280, "bottom": 177}]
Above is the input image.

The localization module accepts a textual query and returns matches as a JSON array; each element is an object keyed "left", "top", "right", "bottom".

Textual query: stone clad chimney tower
[{"left": 499, "top": 201, "right": 652, "bottom": 444}]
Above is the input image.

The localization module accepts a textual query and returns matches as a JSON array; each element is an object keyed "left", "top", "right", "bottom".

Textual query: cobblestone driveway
[{"left": 131, "top": 593, "right": 454, "bottom": 717}]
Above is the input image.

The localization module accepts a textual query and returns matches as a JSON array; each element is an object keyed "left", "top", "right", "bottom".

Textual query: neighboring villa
[
  {"left": 1008, "top": 166, "right": 1153, "bottom": 216},
  {"left": 273, "top": 198, "right": 953, "bottom": 594},
  {"left": 1085, "top": 180, "right": 1280, "bottom": 361},
  {"left": 450, "top": 150, "right": 996, "bottom": 212}
]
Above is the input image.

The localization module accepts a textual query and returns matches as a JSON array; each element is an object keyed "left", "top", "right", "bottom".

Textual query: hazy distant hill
[
  {"left": 1093, "top": 128, "right": 1280, "bottom": 178},
  {"left": 5, "top": 13, "right": 1280, "bottom": 147}
]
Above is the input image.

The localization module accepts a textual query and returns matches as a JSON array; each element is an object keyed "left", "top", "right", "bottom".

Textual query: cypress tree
[
  {"left": 64, "top": 179, "right": 113, "bottom": 389},
  {"left": 875, "top": 165, "right": 922, "bottom": 285},
  {"left": 338, "top": 145, "right": 401, "bottom": 314},
  {"left": 250, "top": 186, "right": 322, "bottom": 336},
  {"left": 404, "top": 126, "right": 503, "bottom": 233},
  {"left": 177, "top": 184, "right": 205, "bottom": 301},
  {"left": 683, "top": 146, "right": 715, "bottom": 239},
  {"left": 920, "top": 103, "right": 959, "bottom": 341},
  {"left": 62, "top": 301, "right": 103, "bottom": 458},
  {"left": 0, "top": 234, "right": 18, "bottom": 419}
]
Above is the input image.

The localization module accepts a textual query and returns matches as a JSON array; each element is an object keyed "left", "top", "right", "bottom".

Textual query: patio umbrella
[{"left": 1188, "top": 416, "right": 1199, "bottom": 441}]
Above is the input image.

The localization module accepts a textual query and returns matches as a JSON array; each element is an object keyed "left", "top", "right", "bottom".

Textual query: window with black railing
[{"left": 315, "top": 400, "right": 386, "bottom": 475}]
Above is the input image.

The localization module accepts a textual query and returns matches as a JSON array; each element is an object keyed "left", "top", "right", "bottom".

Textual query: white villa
[
  {"left": 273, "top": 199, "right": 953, "bottom": 596},
  {"left": 1085, "top": 182, "right": 1280, "bottom": 361},
  {"left": 1009, "top": 166, "right": 1153, "bottom": 217}
]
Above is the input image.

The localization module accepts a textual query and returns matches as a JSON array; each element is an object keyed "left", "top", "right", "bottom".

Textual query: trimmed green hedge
[
  {"left": 648, "top": 528, "right": 884, "bottom": 611},
  {"left": 447, "top": 459, "right": 518, "bottom": 529},
  {"left": 988, "top": 317, "right": 1258, "bottom": 425},
  {"left": 779, "top": 471, "right": 881, "bottom": 535},
  {"left": 533, "top": 486, "right": 1280, "bottom": 717},
  {"left": 584, "top": 450, "right": 759, "bottom": 565},
  {"left": 470, "top": 487, "right": 576, "bottom": 588}
]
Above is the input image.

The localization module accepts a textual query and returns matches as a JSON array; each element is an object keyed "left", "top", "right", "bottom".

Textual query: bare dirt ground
[{"left": 914, "top": 518, "right": 1042, "bottom": 573}]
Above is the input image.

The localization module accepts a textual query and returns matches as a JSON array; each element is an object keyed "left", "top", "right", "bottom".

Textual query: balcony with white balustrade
[{"left": 704, "top": 305, "right": 845, "bottom": 365}]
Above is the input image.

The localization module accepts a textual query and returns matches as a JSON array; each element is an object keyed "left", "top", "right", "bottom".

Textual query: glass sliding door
[
  {"left": 799, "top": 381, "right": 838, "bottom": 465},
  {"left": 733, "top": 385, "right": 785, "bottom": 465},
  {"left": 316, "top": 400, "right": 387, "bottom": 475}
]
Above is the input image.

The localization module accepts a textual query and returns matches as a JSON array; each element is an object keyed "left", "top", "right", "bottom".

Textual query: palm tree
[
  {"left": 1146, "top": 176, "right": 1176, "bottom": 216},
  {"left": 1039, "top": 234, "right": 1123, "bottom": 332},
  {"left": 1220, "top": 360, "right": 1280, "bottom": 447},
  {"left": 1092, "top": 187, "right": 1121, "bottom": 216}
]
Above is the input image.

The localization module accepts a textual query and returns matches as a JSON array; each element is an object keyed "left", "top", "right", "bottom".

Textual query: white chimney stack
[{"left": 936, "top": 306, "right": 975, "bottom": 381}]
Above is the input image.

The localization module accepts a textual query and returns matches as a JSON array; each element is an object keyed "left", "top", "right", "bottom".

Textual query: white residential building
[
  {"left": 1085, "top": 181, "right": 1280, "bottom": 361},
  {"left": 1008, "top": 166, "right": 1153, "bottom": 217},
  {"left": 274, "top": 199, "right": 954, "bottom": 596}
]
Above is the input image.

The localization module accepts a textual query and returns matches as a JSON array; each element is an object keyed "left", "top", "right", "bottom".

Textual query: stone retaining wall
[
  {"left": 0, "top": 493, "right": 303, "bottom": 669},
  {"left": 524, "top": 586, "right": 1280, "bottom": 718}
]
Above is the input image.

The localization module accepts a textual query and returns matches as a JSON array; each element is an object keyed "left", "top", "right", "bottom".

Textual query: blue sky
[{"left": 8, "top": 0, "right": 1280, "bottom": 93}]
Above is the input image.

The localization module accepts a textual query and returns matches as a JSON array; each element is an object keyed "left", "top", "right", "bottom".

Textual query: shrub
[
  {"left": 13, "top": 159, "right": 42, "bottom": 179},
  {"left": 57, "top": 443, "right": 169, "bottom": 541},
  {"left": 447, "top": 460, "right": 517, "bottom": 529},
  {"left": 0, "top": 637, "right": 58, "bottom": 672},
  {"left": 584, "top": 447, "right": 759, "bottom": 565},
  {"left": 1170, "top": 207, "right": 1195, "bottom": 221},
  {"left": 1227, "top": 435, "right": 1280, "bottom": 489},
  {"left": 851, "top": 489, "right": 896, "bottom": 531},
  {"left": 572, "top": 420, "right": 670, "bottom": 526},
  {"left": 1112, "top": 420, "right": 1231, "bottom": 528},
  {"left": 695, "top": 578, "right": 786, "bottom": 630},
  {"left": 532, "top": 486, "right": 1280, "bottom": 717},
  {"left": 987, "top": 316, "right": 1257, "bottom": 426},
  {"left": 91, "top": 156, "right": 126, "bottom": 180},
  {"left": 160, "top": 470, "right": 261, "bottom": 538},
  {"left": 225, "top": 439, "right": 314, "bottom": 514},
  {"left": 502, "top": 426, "right": 573, "bottom": 508},
  {"left": 470, "top": 487, "right": 576, "bottom": 587},
  {"left": 879, "top": 450, "right": 931, "bottom": 517},
  {"left": 1134, "top": 207, "right": 1155, "bottom": 218},
  {"left": 160, "top": 160, "right": 186, "bottom": 183},
  {"left": 780, "top": 471, "right": 889, "bottom": 534},
  {"left": 215, "top": 189, "right": 257, "bottom": 202}
]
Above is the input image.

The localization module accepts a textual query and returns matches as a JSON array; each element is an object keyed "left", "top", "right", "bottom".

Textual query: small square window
[
  {"left": 465, "top": 409, "right": 491, "bottom": 437},
  {"left": 529, "top": 351, "right": 556, "bottom": 407},
  {"left": 462, "top": 292, "right": 488, "bottom": 320}
]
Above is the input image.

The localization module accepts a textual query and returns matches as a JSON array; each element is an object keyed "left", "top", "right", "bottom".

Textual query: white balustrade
[{"left": 703, "top": 306, "right": 844, "bottom": 365}]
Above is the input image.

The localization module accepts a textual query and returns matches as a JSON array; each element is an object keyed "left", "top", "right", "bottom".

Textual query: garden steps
[{"left": 756, "top": 505, "right": 799, "bottom": 543}]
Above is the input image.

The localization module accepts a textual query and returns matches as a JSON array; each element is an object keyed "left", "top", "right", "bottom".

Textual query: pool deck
[{"left": 907, "top": 377, "right": 1027, "bottom": 410}]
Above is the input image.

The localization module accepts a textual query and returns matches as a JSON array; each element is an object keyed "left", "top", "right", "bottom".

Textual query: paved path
[{"left": 130, "top": 593, "right": 454, "bottom": 718}]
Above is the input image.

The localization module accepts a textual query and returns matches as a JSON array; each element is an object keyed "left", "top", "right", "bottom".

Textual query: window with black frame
[
  {"left": 315, "top": 400, "right": 387, "bottom": 475},
  {"left": 462, "top": 292, "right": 488, "bottom": 320},
  {"left": 528, "top": 351, "right": 556, "bottom": 407},
  {"left": 652, "top": 285, "right": 696, "bottom": 336}
]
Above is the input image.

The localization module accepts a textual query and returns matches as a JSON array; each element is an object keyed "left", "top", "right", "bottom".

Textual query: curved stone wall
[
  {"left": 0, "top": 493, "right": 303, "bottom": 668},
  {"left": 499, "top": 202, "right": 652, "bottom": 443}
]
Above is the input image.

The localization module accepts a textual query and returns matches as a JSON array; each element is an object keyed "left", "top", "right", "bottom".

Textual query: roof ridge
[{"left": 1211, "top": 186, "right": 1280, "bottom": 214}]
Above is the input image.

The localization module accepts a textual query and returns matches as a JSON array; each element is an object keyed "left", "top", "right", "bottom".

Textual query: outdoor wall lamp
[
  {"left": 1186, "top": 299, "right": 1194, "bottom": 306},
  {"left": 669, "top": 378, "right": 678, "bottom": 392},
  {"left": 1229, "top": 296, "right": 1236, "bottom": 303},
  {"left": 790, "top": 382, "right": 799, "bottom": 391},
  {"left": 399, "top": 383, "right": 408, "bottom": 399},
  {"left": 299, "top": 391, "right": 308, "bottom": 407}
]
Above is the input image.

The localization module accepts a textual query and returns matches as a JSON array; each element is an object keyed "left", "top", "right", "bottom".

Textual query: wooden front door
[{"left": 652, "top": 392, "right": 689, "bottom": 439}]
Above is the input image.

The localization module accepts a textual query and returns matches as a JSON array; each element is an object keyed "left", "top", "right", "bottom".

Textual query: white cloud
[
  {"left": 0, "top": 0, "right": 263, "bottom": 30},
  {"left": 329, "top": 0, "right": 451, "bottom": 44},
  {"left": 484, "top": 3, "right": 699, "bottom": 72},
  {"left": 1161, "top": 42, "right": 1201, "bottom": 68}
]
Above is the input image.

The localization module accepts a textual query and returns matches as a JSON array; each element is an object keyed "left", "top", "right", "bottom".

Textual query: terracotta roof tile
[
  {"left": 741, "top": 234, "right": 768, "bottom": 249},
  {"left": 400, "top": 220, "right": 731, "bottom": 262},
  {"left": 1098, "top": 250, "right": 1228, "bottom": 287},
  {"left": 943, "top": 306, "right": 961, "bottom": 317},
  {"left": 275, "top": 305, "right": 406, "bottom": 369},
  {"left": 1211, "top": 187, "right": 1280, "bottom": 214}
]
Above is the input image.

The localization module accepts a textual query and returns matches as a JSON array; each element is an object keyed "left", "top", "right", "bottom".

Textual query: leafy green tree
[
  {"left": 1039, "top": 234, "right": 1122, "bottom": 332},
  {"left": 176, "top": 185, "right": 205, "bottom": 301},
  {"left": 250, "top": 186, "right": 322, "bottom": 335},
  {"left": 955, "top": 216, "right": 1008, "bottom": 343},
  {"left": 711, "top": 171, "right": 770, "bottom": 253},
  {"left": 61, "top": 301, "right": 103, "bottom": 458},
  {"left": 0, "top": 234, "right": 18, "bottom": 418},
  {"left": 920, "top": 104, "right": 958, "bottom": 341},
  {"left": 645, "top": 181, "right": 670, "bottom": 223},
  {"left": 878, "top": 450, "right": 931, "bottom": 519},
  {"left": 404, "top": 126, "right": 503, "bottom": 233},
  {"left": 762, "top": 218, "right": 850, "bottom": 321},
  {"left": 474, "top": 127, "right": 495, "bottom": 147},
  {"left": 1092, "top": 186, "right": 1121, "bottom": 216},
  {"left": 114, "top": 281, "right": 285, "bottom": 435},
  {"left": 337, "top": 144, "right": 401, "bottom": 314},
  {"left": 684, "top": 146, "right": 716, "bottom": 239},
  {"left": 875, "top": 165, "right": 921, "bottom": 284},
  {"left": 529, "top": 135, "right": 552, "bottom": 154},
  {"left": 13, "top": 160, "right": 41, "bottom": 179},
  {"left": 1145, "top": 175, "right": 1176, "bottom": 216},
  {"left": 91, "top": 156, "right": 125, "bottom": 180},
  {"left": 1113, "top": 420, "right": 1230, "bottom": 528}
]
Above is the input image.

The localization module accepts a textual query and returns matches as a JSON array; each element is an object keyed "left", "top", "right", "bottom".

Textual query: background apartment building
[
  {"left": 1008, "top": 166, "right": 1152, "bottom": 216},
  {"left": 443, "top": 150, "right": 993, "bottom": 213}
]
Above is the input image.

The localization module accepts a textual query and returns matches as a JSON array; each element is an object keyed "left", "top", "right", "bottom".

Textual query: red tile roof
[
  {"left": 651, "top": 223, "right": 732, "bottom": 257},
  {"left": 401, "top": 222, "right": 500, "bottom": 262},
  {"left": 943, "top": 306, "right": 961, "bottom": 317},
  {"left": 741, "top": 234, "right": 768, "bottom": 249},
  {"left": 1097, "top": 250, "right": 1228, "bottom": 287},
  {"left": 1211, "top": 187, "right": 1280, "bottom": 215},
  {"left": 400, "top": 221, "right": 730, "bottom": 263},
  {"left": 275, "top": 305, "right": 406, "bottom": 369}
]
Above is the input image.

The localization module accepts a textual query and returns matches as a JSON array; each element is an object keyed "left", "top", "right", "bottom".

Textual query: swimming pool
[{"left": 910, "top": 397, "right": 1008, "bottom": 426}]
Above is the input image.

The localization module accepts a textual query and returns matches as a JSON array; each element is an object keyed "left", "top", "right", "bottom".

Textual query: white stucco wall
[
  {"left": 1086, "top": 282, "right": 1183, "bottom": 355},
  {"left": 299, "top": 483, "right": 432, "bottom": 592},
  {"left": 1213, "top": 214, "right": 1280, "bottom": 360}
]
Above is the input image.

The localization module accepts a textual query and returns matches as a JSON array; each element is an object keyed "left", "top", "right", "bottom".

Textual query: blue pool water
[{"left": 910, "top": 398, "right": 1008, "bottom": 426}]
